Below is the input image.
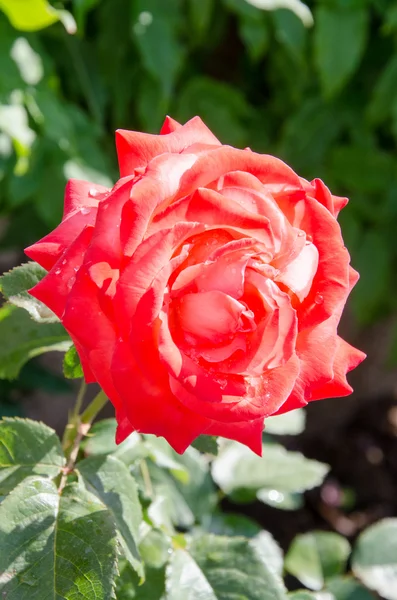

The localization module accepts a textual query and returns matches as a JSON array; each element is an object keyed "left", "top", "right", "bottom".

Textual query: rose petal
[
  {"left": 205, "top": 417, "right": 264, "bottom": 456},
  {"left": 276, "top": 241, "right": 319, "bottom": 302},
  {"left": 25, "top": 179, "right": 107, "bottom": 270},
  {"left": 177, "top": 290, "right": 247, "bottom": 344},
  {"left": 111, "top": 339, "right": 212, "bottom": 453},
  {"left": 116, "top": 116, "right": 220, "bottom": 177}
]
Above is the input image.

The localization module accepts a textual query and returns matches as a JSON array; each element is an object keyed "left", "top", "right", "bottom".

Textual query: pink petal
[
  {"left": 205, "top": 417, "right": 264, "bottom": 456},
  {"left": 160, "top": 115, "right": 182, "bottom": 134},
  {"left": 276, "top": 242, "right": 319, "bottom": 302},
  {"left": 116, "top": 116, "right": 220, "bottom": 177},
  {"left": 177, "top": 291, "right": 247, "bottom": 344}
]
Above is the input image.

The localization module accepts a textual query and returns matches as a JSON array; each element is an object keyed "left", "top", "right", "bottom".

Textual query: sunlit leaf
[
  {"left": 0, "top": 477, "right": 118, "bottom": 598},
  {"left": 0, "top": 0, "right": 75, "bottom": 32},
  {"left": 352, "top": 518, "right": 397, "bottom": 600},
  {"left": 285, "top": 532, "right": 351, "bottom": 591},
  {"left": 0, "top": 305, "right": 71, "bottom": 380},
  {"left": 0, "top": 417, "right": 64, "bottom": 495},
  {"left": 166, "top": 534, "right": 287, "bottom": 599}
]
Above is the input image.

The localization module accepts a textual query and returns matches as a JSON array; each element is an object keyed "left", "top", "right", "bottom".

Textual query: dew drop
[
  {"left": 80, "top": 207, "right": 91, "bottom": 215},
  {"left": 306, "top": 234, "right": 313, "bottom": 243},
  {"left": 214, "top": 377, "right": 227, "bottom": 390},
  {"left": 62, "top": 259, "right": 67, "bottom": 265},
  {"left": 55, "top": 268, "right": 61, "bottom": 275},
  {"left": 297, "top": 231, "right": 305, "bottom": 237},
  {"left": 314, "top": 293, "right": 324, "bottom": 305},
  {"left": 67, "top": 276, "right": 76, "bottom": 289},
  {"left": 89, "top": 188, "right": 98, "bottom": 197}
]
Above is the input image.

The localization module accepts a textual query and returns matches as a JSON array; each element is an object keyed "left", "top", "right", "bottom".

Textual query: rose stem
[{"left": 59, "top": 388, "right": 109, "bottom": 492}]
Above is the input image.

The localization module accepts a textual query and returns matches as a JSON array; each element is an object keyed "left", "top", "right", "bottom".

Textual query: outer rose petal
[
  {"left": 28, "top": 226, "right": 94, "bottom": 318},
  {"left": 310, "top": 337, "right": 366, "bottom": 400},
  {"left": 160, "top": 115, "right": 182, "bottom": 134},
  {"left": 116, "top": 116, "right": 220, "bottom": 177},
  {"left": 25, "top": 180, "right": 108, "bottom": 271},
  {"left": 205, "top": 418, "right": 264, "bottom": 455},
  {"left": 111, "top": 340, "right": 212, "bottom": 453}
]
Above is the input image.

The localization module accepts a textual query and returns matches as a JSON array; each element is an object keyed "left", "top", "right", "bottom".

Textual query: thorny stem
[{"left": 58, "top": 389, "right": 108, "bottom": 492}]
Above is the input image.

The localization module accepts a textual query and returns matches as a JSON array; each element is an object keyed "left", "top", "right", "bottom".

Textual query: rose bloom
[{"left": 26, "top": 117, "right": 365, "bottom": 454}]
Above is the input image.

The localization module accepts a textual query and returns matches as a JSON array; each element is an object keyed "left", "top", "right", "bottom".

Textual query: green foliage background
[{"left": 0, "top": 0, "right": 396, "bottom": 328}]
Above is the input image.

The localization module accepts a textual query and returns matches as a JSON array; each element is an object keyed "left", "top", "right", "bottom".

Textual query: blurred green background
[{"left": 1, "top": 0, "right": 397, "bottom": 332}]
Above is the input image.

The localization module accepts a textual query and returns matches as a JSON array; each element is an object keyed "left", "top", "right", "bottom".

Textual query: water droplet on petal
[
  {"left": 214, "top": 377, "right": 227, "bottom": 390},
  {"left": 89, "top": 188, "right": 98, "bottom": 197},
  {"left": 62, "top": 259, "right": 67, "bottom": 265},
  {"left": 306, "top": 234, "right": 313, "bottom": 243},
  {"left": 80, "top": 207, "right": 91, "bottom": 215},
  {"left": 315, "top": 293, "right": 324, "bottom": 305},
  {"left": 298, "top": 231, "right": 305, "bottom": 237},
  {"left": 67, "top": 276, "right": 76, "bottom": 289},
  {"left": 55, "top": 268, "right": 61, "bottom": 275}
]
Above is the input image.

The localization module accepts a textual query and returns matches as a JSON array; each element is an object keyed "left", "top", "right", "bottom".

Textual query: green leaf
[
  {"left": 288, "top": 593, "right": 329, "bottom": 600},
  {"left": 82, "top": 418, "right": 146, "bottom": 464},
  {"left": 212, "top": 441, "right": 329, "bottom": 500},
  {"left": 352, "top": 518, "right": 397, "bottom": 600},
  {"left": 257, "top": 488, "right": 304, "bottom": 510},
  {"left": 78, "top": 454, "right": 143, "bottom": 577},
  {"left": 188, "top": 0, "right": 213, "bottom": 37},
  {"left": 0, "top": 305, "right": 71, "bottom": 380},
  {"left": 367, "top": 55, "right": 397, "bottom": 125},
  {"left": 166, "top": 534, "right": 287, "bottom": 599},
  {"left": 314, "top": 6, "right": 368, "bottom": 97},
  {"left": 265, "top": 408, "right": 306, "bottom": 435},
  {"left": 239, "top": 15, "right": 269, "bottom": 62},
  {"left": 201, "top": 512, "right": 262, "bottom": 538},
  {"left": 73, "top": 0, "right": 100, "bottom": 33},
  {"left": 132, "top": 0, "right": 185, "bottom": 97},
  {"left": 0, "top": 477, "right": 118, "bottom": 599},
  {"left": 0, "top": 417, "right": 65, "bottom": 495},
  {"left": 139, "top": 524, "right": 171, "bottom": 568},
  {"left": 272, "top": 8, "right": 306, "bottom": 60},
  {"left": 63, "top": 344, "right": 84, "bottom": 379},
  {"left": 0, "top": 0, "right": 75, "bottom": 32},
  {"left": 250, "top": 530, "right": 284, "bottom": 577},
  {"left": 325, "top": 576, "right": 376, "bottom": 600},
  {"left": 145, "top": 435, "right": 189, "bottom": 477},
  {"left": 0, "top": 261, "right": 58, "bottom": 323},
  {"left": 146, "top": 447, "right": 217, "bottom": 531},
  {"left": 116, "top": 561, "right": 165, "bottom": 600},
  {"left": 245, "top": 0, "right": 313, "bottom": 27},
  {"left": 191, "top": 435, "right": 219, "bottom": 455},
  {"left": 285, "top": 532, "right": 351, "bottom": 591}
]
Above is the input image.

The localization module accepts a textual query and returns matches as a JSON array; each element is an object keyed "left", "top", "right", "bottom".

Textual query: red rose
[{"left": 26, "top": 117, "right": 365, "bottom": 454}]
